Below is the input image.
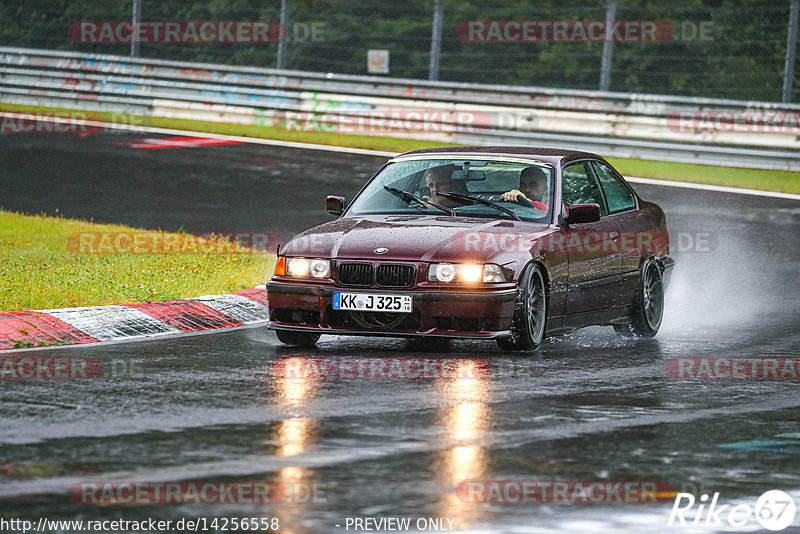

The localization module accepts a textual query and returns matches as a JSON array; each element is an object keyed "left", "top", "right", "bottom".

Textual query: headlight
[
  {"left": 482, "top": 264, "right": 506, "bottom": 283},
  {"left": 433, "top": 263, "right": 457, "bottom": 283},
  {"left": 460, "top": 263, "right": 483, "bottom": 283},
  {"left": 283, "top": 257, "right": 330, "bottom": 278},
  {"left": 309, "top": 258, "right": 331, "bottom": 278},
  {"left": 428, "top": 263, "right": 506, "bottom": 283}
]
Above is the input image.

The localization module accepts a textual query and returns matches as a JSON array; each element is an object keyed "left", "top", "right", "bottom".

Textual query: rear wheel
[
  {"left": 614, "top": 259, "right": 663, "bottom": 338},
  {"left": 274, "top": 329, "right": 321, "bottom": 347},
  {"left": 497, "top": 264, "right": 547, "bottom": 351}
]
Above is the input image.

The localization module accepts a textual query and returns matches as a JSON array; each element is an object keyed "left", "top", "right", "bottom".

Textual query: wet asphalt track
[{"left": 2, "top": 129, "right": 800, "bottom": 533}]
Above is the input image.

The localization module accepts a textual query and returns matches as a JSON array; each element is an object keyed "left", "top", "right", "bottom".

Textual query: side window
[
  {"left": 592, "top": 161, "right": 636, "bottom": 213},
  {"left": 561, "top": 162, "right": 607, "bottom": 216}
]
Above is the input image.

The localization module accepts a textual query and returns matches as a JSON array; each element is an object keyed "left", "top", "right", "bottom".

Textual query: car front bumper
[{"left": 267, "top": 280, "right": 517, "bottom": 338}]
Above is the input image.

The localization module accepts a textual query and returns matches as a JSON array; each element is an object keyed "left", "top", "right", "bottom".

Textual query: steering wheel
[{"left": 471, "top": 193, "right": 505, "bottom": 202}]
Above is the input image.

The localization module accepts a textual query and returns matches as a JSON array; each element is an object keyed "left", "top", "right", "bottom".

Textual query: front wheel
[
  {"left": 615, "top": 259, "right": 664, "bottom": 338},
  {"left": 274, "top": 329, "right": 321, "bottom": 347},
  {"left": 497, "top": 264, "right": 547, "bottom": 351}
]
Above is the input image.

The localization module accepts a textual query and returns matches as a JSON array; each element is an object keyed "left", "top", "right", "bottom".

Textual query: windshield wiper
[
  {"left": 383, "top": 186, "right": 453, "bottom": 216},
  {"left": 437, "top": 192, "right": 521, "bottom": 221}
]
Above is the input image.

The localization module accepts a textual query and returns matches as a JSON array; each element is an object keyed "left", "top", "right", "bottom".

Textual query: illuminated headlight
[
  {"left": 428, "top": 263, "right": 506, "bottom": 283},
  {"left": 460, "top": 263, "right": 483, "bottom": 283},
  {"left": 286, "top": 257, "right": 330, "bottom": 278}
]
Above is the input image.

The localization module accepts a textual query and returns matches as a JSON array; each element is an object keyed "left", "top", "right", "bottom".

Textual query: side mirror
[
  {"left": 565, "top": 203, "right": 601, "bottom": 224},
  {"left": 325, "top": 196, "right": 346, "bottom": 216}
]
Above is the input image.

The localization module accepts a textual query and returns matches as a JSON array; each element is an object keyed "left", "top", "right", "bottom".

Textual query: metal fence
[
  {"left": 2, "top": 47, "right": 799, "bottom": 170},
  {"left": 1, "top": 0, "right": 798, "bottom": 103}
]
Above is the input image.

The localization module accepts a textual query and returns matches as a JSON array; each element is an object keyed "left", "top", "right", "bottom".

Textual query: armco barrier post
[
  {"left": 783, "top": 0, "right": 799, "bottom": 103},
  {"left": 278, "top": 0, "right": 291, "bottom": 69},
  {"left": 429, "top": 0, "right": 443, "bottom": 81},
  {"left": 130, "top": 0, "right": 141, "bottom": 57},
  {"left": 599, "top": 0, "right": 617, "bottom": 91}
]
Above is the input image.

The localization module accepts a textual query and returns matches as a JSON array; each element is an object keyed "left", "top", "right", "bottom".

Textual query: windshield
[{"left": 346, "top": 157, "right": 554, "bottom": 222}]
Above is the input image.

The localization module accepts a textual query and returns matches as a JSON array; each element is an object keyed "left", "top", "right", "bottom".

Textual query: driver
[
  {"left": 421, "top": 164, "right": 467, "bottom": 209},
  {"left": 502, "top": 166, "right": 549, "bottom": 211}
]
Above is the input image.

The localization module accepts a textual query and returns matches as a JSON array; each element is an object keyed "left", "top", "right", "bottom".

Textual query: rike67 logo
[{"left": 668, "top": 490, "right": 796, "bottom": 531}]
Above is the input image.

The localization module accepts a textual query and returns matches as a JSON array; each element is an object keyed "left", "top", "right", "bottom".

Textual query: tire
[
  {"left": 274, "top": 329, "right": 321, "bottom": 347},
  {"left": 497, "top": 264, "right": 547, "bottom": 351},
  {"left": 614, "top": 259, "right": 664, "bottom": 338}
]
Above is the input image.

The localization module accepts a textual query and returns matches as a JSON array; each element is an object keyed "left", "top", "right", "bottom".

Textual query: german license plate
[{"left": 333, "top": 292, "right": 412, "bottom": 313}]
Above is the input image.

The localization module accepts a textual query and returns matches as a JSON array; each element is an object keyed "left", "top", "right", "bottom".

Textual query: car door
[
  {"left": 561, "top": 161, "right": 623, "bottom": 315},
  {"left": 590, "top": 160, "right": 644, "bottom": 302}
]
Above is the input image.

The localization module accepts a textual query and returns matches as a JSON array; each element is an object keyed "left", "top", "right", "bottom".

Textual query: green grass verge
[
  {"left": 0, "top": 102, "right": 438, "bottom": 154},
  {"left": 0, "top": 210, "right": 274, "bottom": 312},
  {"left": 605, "top": 157, "right": 800, "bottom": 195},
  {"left": 3, "top": 102, "right": 799, "bottom": 194}
]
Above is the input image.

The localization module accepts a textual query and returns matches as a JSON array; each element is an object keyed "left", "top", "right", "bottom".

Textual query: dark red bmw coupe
[{"left": 267, "top": 146, "right": 674, "bottom": 350}]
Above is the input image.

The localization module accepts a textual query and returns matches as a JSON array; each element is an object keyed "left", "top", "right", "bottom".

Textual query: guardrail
[{"left": 1, "top": 46, "right": 799, "bottom": 170}]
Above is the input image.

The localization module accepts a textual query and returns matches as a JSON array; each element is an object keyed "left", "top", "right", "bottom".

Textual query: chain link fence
[{"left": 1, "top": 0, "right": 798, "bottom": 103}]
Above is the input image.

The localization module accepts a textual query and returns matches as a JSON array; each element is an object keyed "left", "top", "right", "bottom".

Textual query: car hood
[{"left": 282, "top": 215, "right": 553, "bottom": 263}]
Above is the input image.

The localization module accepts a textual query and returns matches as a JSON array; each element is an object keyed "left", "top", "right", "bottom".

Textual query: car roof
[{"left": 396, "top": 146, "right": 603, "bottom": 166}]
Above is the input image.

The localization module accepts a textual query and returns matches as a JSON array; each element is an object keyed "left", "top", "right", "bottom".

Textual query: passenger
[{"left": 502, "top": 166, "right": 549, "bottom": 211}]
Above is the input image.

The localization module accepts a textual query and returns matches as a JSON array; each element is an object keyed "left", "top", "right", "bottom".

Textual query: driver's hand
[
  {"left": 502, "top": 189, "right": 529, "bottom": 203},
  {"left": 413, "top": 194, "right": 433, "bottom": 209}
]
